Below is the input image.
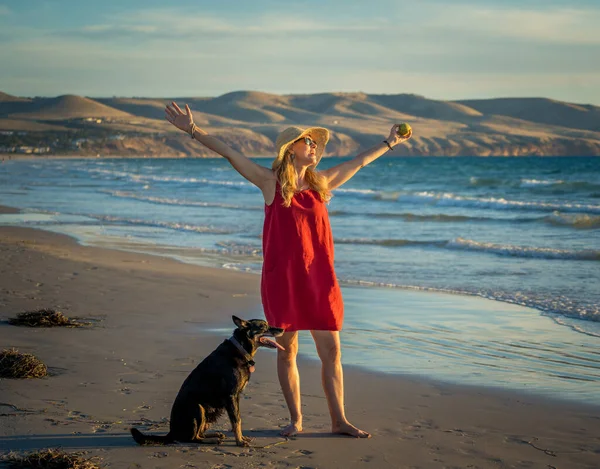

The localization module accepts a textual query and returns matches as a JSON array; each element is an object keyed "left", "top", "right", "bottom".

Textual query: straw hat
[{"left": 273, "top": 126, "right": 330, "bottom": 169}]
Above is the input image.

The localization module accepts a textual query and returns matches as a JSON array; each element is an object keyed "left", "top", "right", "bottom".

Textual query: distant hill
[
  {"left": 1, "top": 91, "right": 599, "bottom": 157},
  {"left": 372, "top": 94, "right": 483, "bottom": 120},
  {"left": 3, "top": 95, "right": 133, "bottom": 120},
  {"left": 0, "top": 92, "right": 30, "bottom": 103},
  {"left": 456, "top": 97, "right": 600, "bottom": 132},
  {"left": 94, "top": 97, "right": 167, "bottom": 120}
]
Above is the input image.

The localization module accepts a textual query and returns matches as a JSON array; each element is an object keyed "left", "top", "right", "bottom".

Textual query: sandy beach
[{"left": 1, "top": 223, "right": 599, "bottom": 469}]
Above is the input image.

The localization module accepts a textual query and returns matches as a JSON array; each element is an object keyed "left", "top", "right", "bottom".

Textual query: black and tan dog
[{"left": 130, "top": 316, "right": 284, "bottom": 447}]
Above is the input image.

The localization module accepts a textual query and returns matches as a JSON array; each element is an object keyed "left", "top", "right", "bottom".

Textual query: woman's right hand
[{"left": 165, "top": 101, "right": 194, "bottom": 134}]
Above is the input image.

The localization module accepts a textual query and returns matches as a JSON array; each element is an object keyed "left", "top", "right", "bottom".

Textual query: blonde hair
[{"left": 274, "top": 150, "right": 331, "bottom": 207}]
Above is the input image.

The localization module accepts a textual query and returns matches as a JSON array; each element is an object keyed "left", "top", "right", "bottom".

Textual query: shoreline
[
  {"left": 1, "top": 223, "right": 599, "bottom": 408},
  {"left": 1, "top": 224, "right": 600, "bottom": 468},
  {"left": 1, "top": 202, "right": 599, "bottom": 405}
]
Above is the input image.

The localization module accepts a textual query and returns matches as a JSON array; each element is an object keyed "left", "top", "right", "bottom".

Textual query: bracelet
[
  {"left": 190, "top": 123, "right": 196, "bottom": 139},
  {"left": 383, "top": 140, "right": 393, "bottom": 151}
]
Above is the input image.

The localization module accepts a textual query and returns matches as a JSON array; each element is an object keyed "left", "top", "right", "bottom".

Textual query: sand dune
[
  {"left": 371, "top": 94, "right": 483, "bottom": 121},
  {"left": 96, "top": 98, "right": 247, "bottom": 127},
  {"left": 456, "top": 97, "right": 600, "bottom": 131},
  {"left": 189, "top": 92, "right": 289, "bottom": 123},
  {"left": 1, "top": 91, "right": 599, "bottom": 156},
  {"left": 95, "top": 98, "right": 168, "bottom": 120},
  {"left": 288, "top": 92, "right": 368, "bottom": 115},
  {"left": 0, "top": 92, "right": 31, "bottom": 103},
  {"left": 0, "top": 118, "right": 71, "bottom": 132},
  {"left": 4, "top": 95, "right": 133, "bottom": 120}
]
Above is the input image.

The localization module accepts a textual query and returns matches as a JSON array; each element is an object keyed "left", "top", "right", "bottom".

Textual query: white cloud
[
  {"left": 10, "top": 3, "right": 600, "bottom": 49},
  {"left": 419, "top": 3, "right": 600, "bottom": 45},
  {"left": 47, "top": 7, "right": 383, "bottom": 42},
  {"left": 1, "top": 1, "right": 599, "bottom": 104}
]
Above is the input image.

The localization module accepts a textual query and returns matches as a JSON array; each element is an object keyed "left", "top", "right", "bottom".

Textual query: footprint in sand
[
  {"left": 150, "top": 452, "right": 168, "bottom": 459},
  {"left": 43, "top": 399, "right": 68, "bottom": 408},
  {"left": 92, "top": 423, "right": 112, "bottom": 433},
  {"left": 293, "top": 450, "right": 314, "bottom": 456}
]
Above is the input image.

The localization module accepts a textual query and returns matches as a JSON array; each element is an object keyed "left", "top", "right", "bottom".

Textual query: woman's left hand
[{"left": 386, "top": 124, "right": 413, "bottom": 147}]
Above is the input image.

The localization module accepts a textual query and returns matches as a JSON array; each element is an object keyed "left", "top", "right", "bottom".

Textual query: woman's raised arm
[
  {"left": 319, "top": 124, "right": 412, "bottom": 190},
  {"left": 165, "top": 102, "right": 274, "bottom": 190}
]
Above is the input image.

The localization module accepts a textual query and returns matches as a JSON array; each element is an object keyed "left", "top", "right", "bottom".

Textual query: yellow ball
[{"left": 397, "top": 123, "right": 412, "bottom": 137}]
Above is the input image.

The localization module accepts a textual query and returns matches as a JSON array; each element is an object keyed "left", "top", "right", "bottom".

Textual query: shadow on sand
[
  {"left": 0, "top": 433, "right": 133, "bottom": 451},
  {"left": 0, "top": 428, "right": 302, "bottom": 452}
]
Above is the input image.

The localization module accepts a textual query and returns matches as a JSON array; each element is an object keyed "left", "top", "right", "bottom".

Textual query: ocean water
[{"left": 1, "top": 156, "right": 599, "bottom": 404}]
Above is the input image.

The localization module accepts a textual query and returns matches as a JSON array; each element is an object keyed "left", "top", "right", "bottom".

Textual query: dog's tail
[{"left": 130, "top": 427, "right": 175, "bottom": 445}]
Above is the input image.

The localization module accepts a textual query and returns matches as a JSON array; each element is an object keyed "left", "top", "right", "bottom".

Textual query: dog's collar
[{"left": 228, "top": 336, "right": 256, "bottom": 371}]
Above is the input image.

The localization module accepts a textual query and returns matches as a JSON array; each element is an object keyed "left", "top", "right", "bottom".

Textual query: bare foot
[
  {"left": 333, "top": 422, "right": 371, "bottom": 438},
  {"left": 280, "top": 422, "right": 302, "bottom": 437}
]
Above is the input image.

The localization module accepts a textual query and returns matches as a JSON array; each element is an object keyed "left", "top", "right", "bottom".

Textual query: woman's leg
[
  {"left": 276, "top": 331, "right": 303, "bottom": 436},
  {"left": 310, "top": 330, "right": 371, "bottom": 438}
]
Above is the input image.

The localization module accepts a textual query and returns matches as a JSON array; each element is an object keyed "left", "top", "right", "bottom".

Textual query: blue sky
[{"left": 1, "top": 0, "right": 599, "bottom": 104}]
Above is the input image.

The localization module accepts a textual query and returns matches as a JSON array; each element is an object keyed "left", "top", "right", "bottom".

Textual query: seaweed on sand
[
  {"left": 0, "top": 348, "right": 48, "bottom": 378},
  {"left": 8, "top": 309, "right": 87, "bottom": 328},
  {"left": 1, "top": 449, "right": 102, "bottom": 469}
]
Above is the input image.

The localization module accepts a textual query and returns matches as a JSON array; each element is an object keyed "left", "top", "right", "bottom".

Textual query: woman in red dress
[{"left": 165, "top": 102, "right": 412, "bottom": 438}]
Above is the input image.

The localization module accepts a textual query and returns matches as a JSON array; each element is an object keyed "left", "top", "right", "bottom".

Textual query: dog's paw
[
  {"left": 236, "top": 435, "right": 252, "bottom": 447},
  {"left": 215, "top": 432, "right": 226, "bottom": 440}
]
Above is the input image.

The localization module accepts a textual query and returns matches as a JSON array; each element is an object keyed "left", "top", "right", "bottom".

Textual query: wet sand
[{"left": 1, "top": 224, "right": 599, "bottom": 469}]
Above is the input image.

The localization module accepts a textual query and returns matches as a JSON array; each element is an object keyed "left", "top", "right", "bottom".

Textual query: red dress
[{"left": 261, "top": 184, "right": 344, "bottom": 331}]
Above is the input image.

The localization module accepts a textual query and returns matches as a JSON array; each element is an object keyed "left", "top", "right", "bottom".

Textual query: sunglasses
[{"left": 299, "top": 136, "right": 317, "bottom": 147}]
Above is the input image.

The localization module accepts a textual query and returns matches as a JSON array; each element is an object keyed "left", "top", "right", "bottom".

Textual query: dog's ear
[{"left": 232, "top": 315, "right": 249, "bottom": 329}]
